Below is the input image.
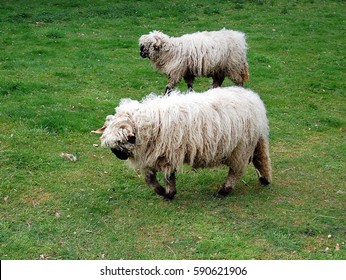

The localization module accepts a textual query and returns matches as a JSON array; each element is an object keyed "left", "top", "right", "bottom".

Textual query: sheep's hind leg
[
  {"left": 184, "top": 75, "right": 195, "bottom": 92},
  {"left": 164, "top": 171, "right": 177, "bottom": 200},
  {"left": 216, "top": 168, "right": 240, "bottom": 197},
  {"left": 145, "top": 170, "right": 166, "bottom": 197},
  {"left": 212, "top": 75, "right": 225, "bottom": 88}
]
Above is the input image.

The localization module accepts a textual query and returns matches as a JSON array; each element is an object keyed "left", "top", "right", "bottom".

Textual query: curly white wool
[{"left": 103, "top": 87, "right": 267, "bottom": 175}]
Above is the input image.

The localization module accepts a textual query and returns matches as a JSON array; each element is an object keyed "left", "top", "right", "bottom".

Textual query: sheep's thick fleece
[{"left": 139, "top": 29, "right": 249, "bottom": 93}]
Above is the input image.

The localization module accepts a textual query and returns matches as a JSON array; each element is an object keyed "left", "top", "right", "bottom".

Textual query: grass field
[{"left": 0, "top": 0, "right": 345, "bottom": 260}]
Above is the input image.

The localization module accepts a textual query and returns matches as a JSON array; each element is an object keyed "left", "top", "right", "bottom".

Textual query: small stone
[
  {"left": 60, "top": 152, "right": 78, "bottom": 162},
  {"left": 328, "top": 234, "right": 332, "bottom": 239}
]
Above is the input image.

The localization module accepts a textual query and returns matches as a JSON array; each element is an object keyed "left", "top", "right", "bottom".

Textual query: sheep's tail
[
  {"left": 242, "top": 62, "right": 249, "bottom": 83},
  {"left": 252, "top": 137, "right": 272, "bottom": 185}
]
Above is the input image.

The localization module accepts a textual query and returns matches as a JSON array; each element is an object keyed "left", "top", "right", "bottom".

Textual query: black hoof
[
  {"left": 163, "top": 191, "right": 176, "bottom": 201},
  {"left": 214, "top": 192, "right": 226, "bottom": 199},
  {"left": 259, "top": 177, "right": 270, "bottom": 186},
  {"left": 215, "top": 189, "right": 230, "bottom": 198},
  {"left": 163, "top": 195, "right": 174, "bottom": 201},
  {"left": 154, "top": 186, "right": 166, "bottom": 196},
  {"left": 165, "top": 87, "right": 173, "bottom": 95}
]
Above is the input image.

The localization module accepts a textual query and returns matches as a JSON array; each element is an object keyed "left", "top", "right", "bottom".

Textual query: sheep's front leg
[
  {"left": 164, "top": 171, "right": 176, "bottom": 200},
  {"left": 145, "top": 171, "right": 177, "bottom": 200},
  {"left": 165, "top": 86, "right": 172, "bottom": 95},
  {"left": 145, "top": 170, "right": 165, "bottom": 196},
  {"left": 165, "top": 75, "right": 181, "bottom": 95}
]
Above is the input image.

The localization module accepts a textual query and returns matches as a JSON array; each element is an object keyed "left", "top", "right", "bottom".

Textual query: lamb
[
  {"left": 139, "top": 29, "right": 249, "bottom": 94},
  {"left": 93, "top": 86, "right": 271, "bottom": 200}
]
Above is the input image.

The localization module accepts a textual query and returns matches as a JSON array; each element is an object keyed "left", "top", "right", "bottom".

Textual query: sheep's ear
[{"left": 91, "top": 125, "right": 106, "bottom": 134}]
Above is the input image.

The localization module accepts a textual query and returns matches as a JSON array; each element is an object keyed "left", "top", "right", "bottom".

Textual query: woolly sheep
[
  {"left": 139, "top": 29, "right": 249, "bottom": 94},
  {"left": 93, "top": 86, "right": 271, "bottom": 200}
]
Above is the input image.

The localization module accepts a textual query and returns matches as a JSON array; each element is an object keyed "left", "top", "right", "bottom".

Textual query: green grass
[{"left": 0, "top": 0, "right": 345, "bottom": 260}]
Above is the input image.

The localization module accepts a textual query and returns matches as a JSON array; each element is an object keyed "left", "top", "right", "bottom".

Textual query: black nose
[
  {"left": 140, "top": 51, "right": 148, "bottom": 58},
  {"left": 110, "top": 148, "right": 129, "bottom": 160},
  {"left": 140, "top": 46, "right": 148, "bottom": 58}
]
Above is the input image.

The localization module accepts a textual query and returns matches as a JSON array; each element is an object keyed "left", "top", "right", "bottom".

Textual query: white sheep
[
  {"left": 139, "top": 29, "right": 249, "bottom": 94},
  {"left": 93, "top": 86, "right": 271, "bottom": 200}
]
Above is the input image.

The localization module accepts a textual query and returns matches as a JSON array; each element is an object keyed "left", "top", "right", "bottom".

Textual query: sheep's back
[{"left": 169, "top": 30, "right": 247, "bottom": 76}]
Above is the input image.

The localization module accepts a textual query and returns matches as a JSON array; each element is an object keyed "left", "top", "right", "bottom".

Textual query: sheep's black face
[
  {"left": 110, "top": 136, "right": 135, "bottom": 160},
  {"left": 99, "top": 114, "right": 136, "bottom": 160},
  {"left": 140, "top": 45, "right": 149, "bottom": 58},
  {"left": 110, "top": 148, "right": 131, "bottom": 160}
]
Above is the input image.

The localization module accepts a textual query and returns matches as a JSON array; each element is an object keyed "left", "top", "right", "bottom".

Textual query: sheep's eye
[
  {"left": 128, "top": 135, "right": 136, "bottom": 144},
  {"left": 154, "top": 46, "right": 160, "bottom": 51}
]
